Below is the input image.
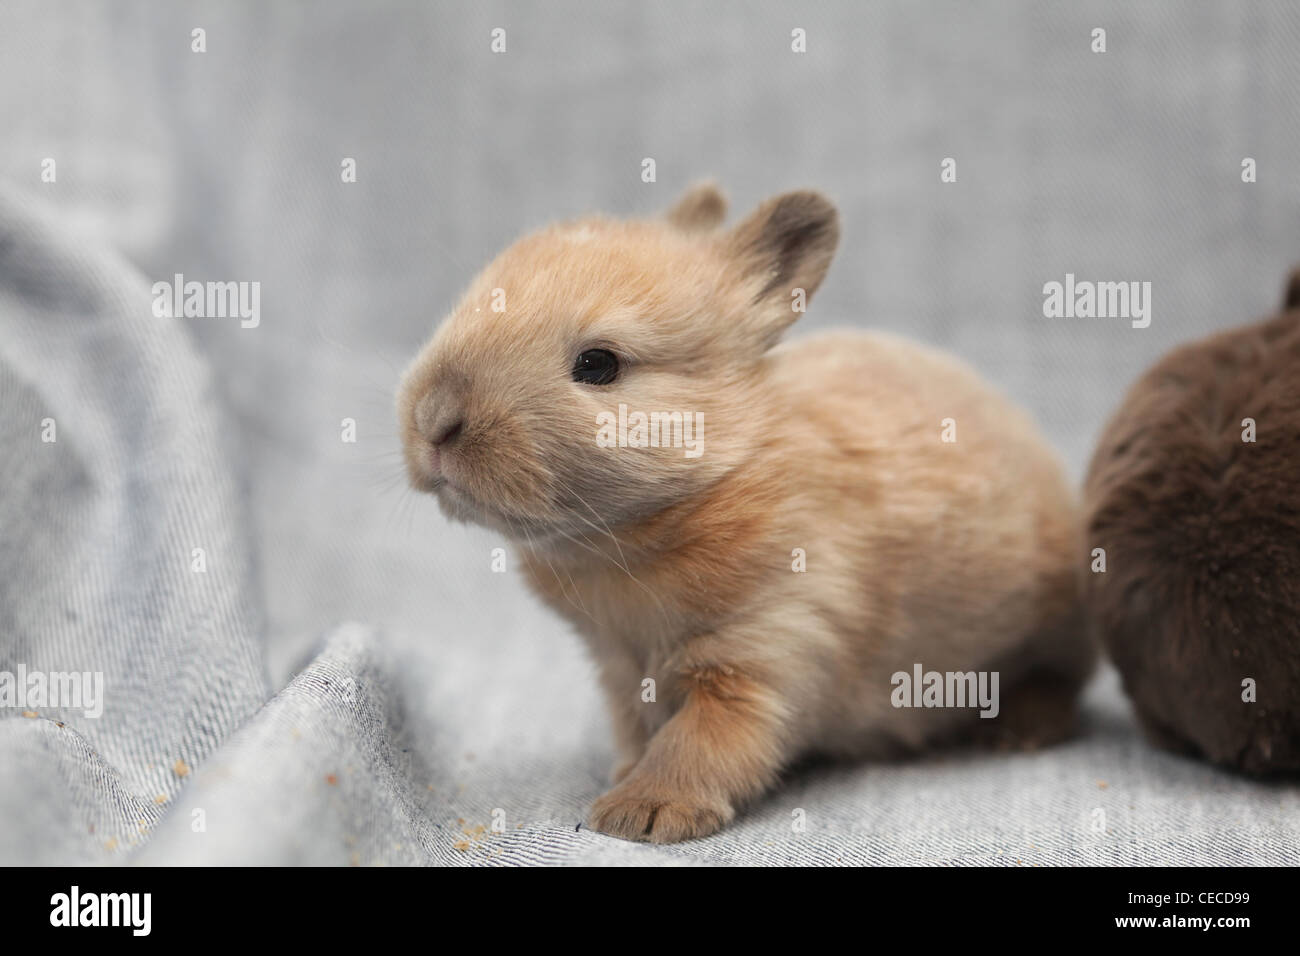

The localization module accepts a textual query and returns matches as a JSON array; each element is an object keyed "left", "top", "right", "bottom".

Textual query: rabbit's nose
[
  {"left": 414, "top": 392, "right": 466, "bottom": 447},
  {"left": 431, "top": 418, "right": 464, "bottom": 446}
]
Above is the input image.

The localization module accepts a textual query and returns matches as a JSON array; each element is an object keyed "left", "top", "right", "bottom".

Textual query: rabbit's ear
[
  {"left": 665, "top": 182, "right": 727, "bottom": 232},
  {"left": 725, "top": 190, "right": 839, "bottom": 346},
  {"left": 1284, "top": 266, "right": 1300, "bottom": 311}
]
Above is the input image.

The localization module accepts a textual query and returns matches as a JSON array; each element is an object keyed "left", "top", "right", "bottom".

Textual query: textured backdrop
[{"left": 1, "top": 0, "right": 1297, "bottom": 864}]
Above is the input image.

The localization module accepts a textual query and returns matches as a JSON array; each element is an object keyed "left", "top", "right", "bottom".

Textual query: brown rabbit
[
  {"left": 398, "top": 185, "right": 1095, "bottom": 842},
  {"left": 1083, "top": 270, "right": 1300, "bottom": 774}
]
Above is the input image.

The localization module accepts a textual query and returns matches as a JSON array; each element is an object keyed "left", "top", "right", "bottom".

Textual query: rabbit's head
[{"left": 397, "top": 185, "right": 839, "bottom": 541}]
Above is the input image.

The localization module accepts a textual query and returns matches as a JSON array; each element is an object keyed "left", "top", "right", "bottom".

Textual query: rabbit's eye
[{"left": 572, "top": 349, "right": 619, "bottom": 386}]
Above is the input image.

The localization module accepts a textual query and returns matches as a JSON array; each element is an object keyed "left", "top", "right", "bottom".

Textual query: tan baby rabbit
[{"left": 398, "top": 185, "right": 1095, "bottom": 843}]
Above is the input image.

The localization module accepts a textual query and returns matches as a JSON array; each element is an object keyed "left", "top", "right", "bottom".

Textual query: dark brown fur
[{"left": 1083, "top": 268, "right": 1300, "bottom": 774}]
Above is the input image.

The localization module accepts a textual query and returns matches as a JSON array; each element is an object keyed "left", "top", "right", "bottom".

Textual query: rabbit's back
[{"left": 1084, "top": 305, "right": 1300, "bottom": 773}]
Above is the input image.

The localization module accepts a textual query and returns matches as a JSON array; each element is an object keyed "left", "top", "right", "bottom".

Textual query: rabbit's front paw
[{"left": 588, "top": 780, "right": 733, "bottom": 844}]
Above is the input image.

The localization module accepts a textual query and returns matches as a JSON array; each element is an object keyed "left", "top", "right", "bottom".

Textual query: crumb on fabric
[
  {"left": 451, "top": 821, "right": 495, "bottom": 853},
  {"left": 326, "top": 773, "right": 338, "bottom": 785},
  {"left": 154, "top": 794, "right": 167, "bottom": 804},
  {"left": 21, "top": 710, "right": 38, "bottom": 718},
  {"left": 173, "top": 759, "right": 190, "bottom": 777},
  {"left": 1096, "top": 780, "right": 1109, "bottom": 789}
]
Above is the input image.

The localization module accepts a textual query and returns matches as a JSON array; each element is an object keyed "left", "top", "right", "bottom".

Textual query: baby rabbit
[
  {"left": 1084, "top": 269, "right": 1300, "bottom": 774},
  {"left": 398, "top": 185, "right": 1095, "bottom": 843}
]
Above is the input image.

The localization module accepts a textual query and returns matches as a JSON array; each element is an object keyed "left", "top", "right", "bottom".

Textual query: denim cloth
[{"left": 1, "top": 0, "right": 1299, "bottom": 865}]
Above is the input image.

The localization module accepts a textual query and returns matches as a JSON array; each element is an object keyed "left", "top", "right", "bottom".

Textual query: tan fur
[{"left": 398, "top": 184, "right": 1095, "bottom": 843}]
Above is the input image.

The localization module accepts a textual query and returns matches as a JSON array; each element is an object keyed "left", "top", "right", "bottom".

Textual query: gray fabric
[{"left": 2, "top": 0, "right": 1298, "bottom": 865}]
